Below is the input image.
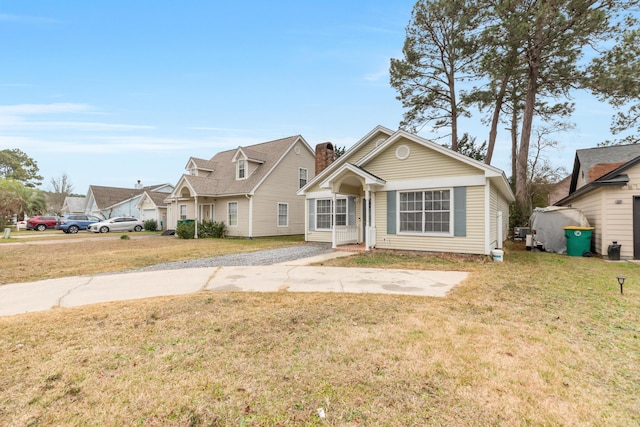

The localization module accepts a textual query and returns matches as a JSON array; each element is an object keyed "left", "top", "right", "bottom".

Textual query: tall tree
[
  {"left": 0, "top": 179, "right": 46, "bottom": 227},
  {"left": 503, "top": 0, "right": 636, "bottom": 215},
  {"left": 588, "top": 28, "right": 640, "bottom": 144},
  {"left": 0, "top": 149, "right": 43, "bottom": 188},
  {"left": 526, "top": 123, "right": 572, "bottom": 211},
  {"left": 47, "top": 173, "right": 75, "bottom": 216},
  {"left": 390, "top": 0, "right": 482, "bottom": 151},
  {"left": 453, "top": 133, "right": 487, "bottom": 161}
]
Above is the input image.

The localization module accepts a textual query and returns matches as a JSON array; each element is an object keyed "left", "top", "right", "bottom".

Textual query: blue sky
[{"left": 0, "top": 1, "right": 628, "bottom": 193}]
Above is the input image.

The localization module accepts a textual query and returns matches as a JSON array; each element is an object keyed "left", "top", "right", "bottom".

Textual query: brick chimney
[{"left": 315, "top": 142, "right": 335, "bottom": 174}]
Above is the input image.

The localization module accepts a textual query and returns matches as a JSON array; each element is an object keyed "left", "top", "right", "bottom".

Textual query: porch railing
[{"left": 336, "top": 225, "right": 358, "bottom": 245}]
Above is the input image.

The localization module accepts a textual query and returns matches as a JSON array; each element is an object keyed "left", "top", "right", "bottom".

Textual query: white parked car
[{"left": 89, "top": 217, "right": 144, "bottom": 233}]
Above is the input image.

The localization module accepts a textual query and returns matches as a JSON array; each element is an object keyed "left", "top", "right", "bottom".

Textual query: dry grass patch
[
  {"left": 0, "top": 235, "right": 303, "bottom": 285},
  {"left": 0, "top": 242, "right": 639, "bottom": 425}
]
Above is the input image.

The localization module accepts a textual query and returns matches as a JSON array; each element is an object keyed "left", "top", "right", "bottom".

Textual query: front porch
[{"left": 320, "top": 163, "right": 385, "bottom": 252}]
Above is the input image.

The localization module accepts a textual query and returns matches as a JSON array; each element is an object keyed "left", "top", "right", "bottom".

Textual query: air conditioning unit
[{"left": 513, "top": 227, "right": 530, "bottom": 240}]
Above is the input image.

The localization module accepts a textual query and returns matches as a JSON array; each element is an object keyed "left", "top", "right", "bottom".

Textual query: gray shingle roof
[
  {"left": 570, "top": 144, "right": 640, "bottom": 193},
  {"left": 576, "top": 144, "right": 640, "bottom": 175},
  {"left": 90, "top": 184, "right": 168, "bottom": 209},
  {"left": 180, "top": 135, "right": 301, "bottom": 196}
]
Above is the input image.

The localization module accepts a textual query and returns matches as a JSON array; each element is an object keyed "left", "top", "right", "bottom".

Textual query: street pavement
[{"left": 0, "top": 251, "right": 469, "bottom": 317}]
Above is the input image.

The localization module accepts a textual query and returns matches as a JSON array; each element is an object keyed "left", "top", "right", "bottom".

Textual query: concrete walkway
[{"left": 0, "top": 252, "right": 469, "bottom": 317}]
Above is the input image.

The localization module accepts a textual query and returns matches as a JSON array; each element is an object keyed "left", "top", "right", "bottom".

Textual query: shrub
[
  {"left": 120, "top": 234, "right": 130, "bottom": 240},
  {"left": 197, "top": 220, "right": 227, "bottom": 238},
  {"left": 144, "top": 219, "right": 158, "bottom": 232},
  {"left": 176, "top": 221, "right": 195, "bottom": 239}
]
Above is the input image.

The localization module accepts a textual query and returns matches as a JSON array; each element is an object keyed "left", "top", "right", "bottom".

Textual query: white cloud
[
  {"left": 0, "top": 13, "right": 61, "bottom": 24},
  {"left": 0, "top": 103, "right": 91, "bottom": 115},
  {"left": 0, "top": 103, "right": 155, "bottom": 132}
]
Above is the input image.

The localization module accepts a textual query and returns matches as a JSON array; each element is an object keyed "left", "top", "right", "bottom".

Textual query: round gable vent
[{"left": 396, "top": 144, "right": 410, "bottom": 160}]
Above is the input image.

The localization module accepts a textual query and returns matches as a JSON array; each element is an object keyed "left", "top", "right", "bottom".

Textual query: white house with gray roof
[
  {"left": 166, "top": 135, "right": 316, "bottom": 238},
  {"left": 555, "top": 144, "right": 640, "bottom": 259}
]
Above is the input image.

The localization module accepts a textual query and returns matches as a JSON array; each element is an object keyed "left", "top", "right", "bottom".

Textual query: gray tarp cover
[{"left": 530, "top": 207, "right": 591, "bottom": 254}]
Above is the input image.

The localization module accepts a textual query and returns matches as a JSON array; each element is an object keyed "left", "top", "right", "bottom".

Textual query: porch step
[{"left": 336, "top": 243, "right": 367, "bottom": 253}]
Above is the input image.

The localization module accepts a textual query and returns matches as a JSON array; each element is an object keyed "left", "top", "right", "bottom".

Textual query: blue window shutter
[
  {"left": 308, "top": 199, "right": 315, "bottom": 231},
  {"left": 387, "top": 191, "right": 396, "bottom": 235},
  {"left": 454, "top": 187, "right": 466, "bottom": 237},
  {"left": 348, "top": 197, "right": 356, "bottom": 225}
]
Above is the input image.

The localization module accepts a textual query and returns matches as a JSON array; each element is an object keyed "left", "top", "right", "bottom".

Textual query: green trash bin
[{"left": 564, "top": 226, "right": 594, "bottom": 257}]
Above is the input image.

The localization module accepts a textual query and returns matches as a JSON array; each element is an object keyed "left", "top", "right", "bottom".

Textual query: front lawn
[
  {"left": 0, "top": 242, "right": 638, "bottom": 425},
  {"left": 0, "top": 235, "right": 304, "bottom": 285}
]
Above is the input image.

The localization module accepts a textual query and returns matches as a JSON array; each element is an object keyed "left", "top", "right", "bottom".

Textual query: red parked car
[{"left": 26, "top": 216, "right": 58, "bottom": 231}]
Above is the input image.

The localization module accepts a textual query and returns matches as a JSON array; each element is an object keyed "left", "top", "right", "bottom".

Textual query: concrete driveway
[{"left": 0, "top": 252, "right": 469, "bottom": 317}]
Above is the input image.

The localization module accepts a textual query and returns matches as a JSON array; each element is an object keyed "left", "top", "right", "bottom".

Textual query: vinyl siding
[
  {"left": 565, "top": 189, "right": 604, "bottom": 254},
  {"left": 349, "top": 130, "right": 389, "bottom": 164},
  {"left": 364, "top": 137, "right": 483, "bottom": 181},
  {"left": 375, "top": 186, "right": 486, "bottom": 254},
  {"left": 252, "top": 142, "right": 315, "bottom": 236},
  {"left": 498, "top": 187, "right": 511, "bottom": 246},
  {"left": 217, "top": 197, "right": 250, "bottom": 237},
  {"left": 560, "top": 163, "right": 640, "bottom": 258},
  {"left": 488, "top": 184, "right": 511, "bottom": 250},
  {"left": 140, "top": 197, "right": 155, "bottom": 210},
  {"left": 304, "top": 130, "right": 388, "bottom": 194}
]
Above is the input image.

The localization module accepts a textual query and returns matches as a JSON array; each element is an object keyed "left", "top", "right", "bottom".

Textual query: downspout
[
  {"left": 246, "top": 194, "right": 253, "bottom": 239},
  {"left": 484, "top": 181, "right": 491, "bottom": 254},
  {"left": 497, "top": 211, "right": 503, "bottom": 249}
]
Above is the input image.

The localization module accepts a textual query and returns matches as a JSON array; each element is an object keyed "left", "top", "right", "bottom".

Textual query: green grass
[{"left": 0, "top": 241, "right": 638, "bottom": 425}]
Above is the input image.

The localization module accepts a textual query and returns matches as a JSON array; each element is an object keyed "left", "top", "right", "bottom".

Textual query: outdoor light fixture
[{"left": 617, "top": 276, "right": 626, "bottom": 294}]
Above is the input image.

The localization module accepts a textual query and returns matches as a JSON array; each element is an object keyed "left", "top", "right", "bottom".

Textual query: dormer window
[{"left": 237, "top": 159, "right": 246, "bottom": 180}]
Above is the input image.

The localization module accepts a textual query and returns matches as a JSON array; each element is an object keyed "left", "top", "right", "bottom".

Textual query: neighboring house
[
  {"left": 60, "top": 196, "right": 86, "bottom": 215},
  {"left": 135, "top": 190, "right": 169, "bottom": 230},
  {"left": 85, "top": 182, "right": 174, "bottom": 220},
  {"left": 548, "top": 175, "right": 571, "bottom": 206},
  {"left": 166, "top": 135, "right": 316, "bottom": 237},
  {"left": 298, "top": 125, "right": 514, "bottom": 255},
  {"left": 555, "top": 144, "right": 640, "bottom": 259}
]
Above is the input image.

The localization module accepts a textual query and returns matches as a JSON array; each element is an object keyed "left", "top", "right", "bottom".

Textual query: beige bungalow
[
  {"left": 166, "top": 135, "right": 316, "bottom": 237},
  {"left": 555, "top": 144, "right": 640, "bottom": 259},
  {"left": 298, "top": 126, "right": 514, "bottom": 255},
  {"left": 135, "top": 190, "right": 170, "bottom": 230}
]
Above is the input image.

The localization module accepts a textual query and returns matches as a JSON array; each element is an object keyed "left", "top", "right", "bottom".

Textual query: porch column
[
  {"left": 365, "top": 189, "right": 370, "bottom": 251},
  {"left": 332, "top": 192, "right": 337, "bottom": 249},
  {"left": 194, "top": 196, "right": 199, "bottom": 239},
  {"left": 248, "top": 195, "right": 253, "bottom": 239}
]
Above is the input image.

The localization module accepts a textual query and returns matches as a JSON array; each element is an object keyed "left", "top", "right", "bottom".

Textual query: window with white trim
[
  {"left": 299, "top": 168, "right": 308, "bottom": 189},
  {"left": 179, "top": 204, "right": 187, "bottom": 220},
  {"left": 315, "top": 198, "right": 347, "bottom": 230},
  {"left": 277, "top": 203, "right": 288, "bottom": 227},
  {"left": 399, "top": 189, "right": 451, "bottom": 233},
  {"left": 335, "top": 199, "right": 347, "bottom": 226},
  {"left": 237, "top": 159, "right": 246, "bottom": 180},
  {"left": 228, "top": 202, "right": 238, "bottom": 226},
  {"left": 316, "top": 199, "right": 332, "bottom": 230}
]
